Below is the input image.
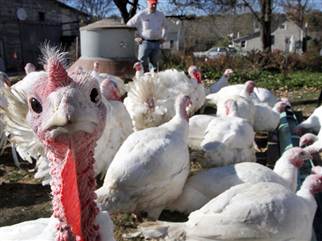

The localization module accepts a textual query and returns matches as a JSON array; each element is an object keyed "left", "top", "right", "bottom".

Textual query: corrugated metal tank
[{"left": 69, "top": 19, "right": 137, "bottom": 79}]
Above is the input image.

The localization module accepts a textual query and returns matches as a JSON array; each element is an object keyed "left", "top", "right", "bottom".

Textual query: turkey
[
  {"left": 188, "top": 99, "right": 256, "bottom": 167},
  {"left": 94, "top": 81, "right": 133, "bottom": 176},
  {"left": 206, "top": 80, "right": 278, "bottom": 107},
  {"left": 300, "top": 132, "right": 319, "bottom": 148},
  {"left": 24, "top": 62, "right": 36, "bottom": 74},
  {"left": 300, "top": 129, "right": 322, "bottom": 159},
  {"left": 185, "top": 65, "right": 206, "bottom": 112},
  {"left": 99, "top": 77, "right": 122, "bottom": 101},
  {"left": 0, "top": 70, "right": 48, "bottom": 175},
  {"left": 208, "top": 68, "right": 233, "bottom": 94},
  {"left": 137, "top": 172, "right": 322, "bottom": 241},
  {"left": 253, "top": 100, "right": 289, "bottom": 132},
  {"left": 0, "top": 46, "right": 115, "bottom": 241},
  {"left": 207, "top": 80, "right": 256, "bottom": 125},
  {"left": 1, "top": 63, "right": 132, "bottom": 184},
  {"left": 294, "top": 105, "right": 322, "bottom": 135},
  {"left": 0, "top": 71, "right": 11, "bottom": 86},
  {"left": 91, "top": 61, "right": 127, "bottom": 97},
  {"left": 0, "top": 72, "right": 9, "bottom": 153},
  {"left": 96, "top": 95, "right": 191, "bottom": 219},
  {"left": 206, "top": 80, "right": 258, "bottom": 105},
  {"left": 124, "top": 63, "right": 205, "bottom": 130},
  {"left": 188, "top": 114, "right": 216, "bottom": 150},
  {"left": 133, "top": 61, "right": 145, "bottom": 80},
  {"left": 253, "top": 86, "right": 278, "bottom": 107},
  {"left": 123, "top": 71, "right": 167, "bottom": 130},
  {"left": 167, "top": 147, "right": 311, "bottom": 214}
]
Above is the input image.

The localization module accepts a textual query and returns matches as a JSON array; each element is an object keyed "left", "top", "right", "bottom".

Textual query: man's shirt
[{"left": 127, "top": 9, "right": 167, "bottom": 41}]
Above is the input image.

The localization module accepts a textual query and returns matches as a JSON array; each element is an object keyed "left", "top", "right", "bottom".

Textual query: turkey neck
[
  {"left": 273, "top": 158, "right": 298, "bottom": 192},
  {"left": 164, "top": 103, "right": 189, "bottom": 140},
  {"left": 296, "top": 183, "right": 318, "bottom": 220},
  {"left": 46, "top": 135, "right": 100, "bottom": 241}
]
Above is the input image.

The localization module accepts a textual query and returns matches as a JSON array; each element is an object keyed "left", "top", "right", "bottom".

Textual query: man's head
[{"left": 147, "top": 0, "right": 157, "bottom": 12}]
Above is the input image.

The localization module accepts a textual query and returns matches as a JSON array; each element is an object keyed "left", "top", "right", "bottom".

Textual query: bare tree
[
  {"left": 113, "top": 0, "right": 140, "bottom": 23},
  {"left": 170, "top": 0, "right": 274, "bottom": 52},
  {"left": 60, "top": 0, "right": 114, "bottom": 19},
  {"left": 282, "top": 0, "right": 310, "bottom": 27}
]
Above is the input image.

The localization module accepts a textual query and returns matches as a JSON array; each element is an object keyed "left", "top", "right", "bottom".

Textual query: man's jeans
[{"left": 138, "top": 40, "right": 161, "bottom": 72}]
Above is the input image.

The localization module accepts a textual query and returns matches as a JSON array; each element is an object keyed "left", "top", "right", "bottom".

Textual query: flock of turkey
[{"left": 0, "top": 46, "right": 321, "bottom": 241}]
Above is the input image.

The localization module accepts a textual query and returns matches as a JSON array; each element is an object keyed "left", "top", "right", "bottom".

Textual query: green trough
[{"left": 278, "top": 110, "right": 318, "bottom": 241}]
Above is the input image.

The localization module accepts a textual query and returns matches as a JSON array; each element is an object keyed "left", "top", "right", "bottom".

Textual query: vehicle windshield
[{"left": 207, "top": 47, "right": 226, "bottom": 53}]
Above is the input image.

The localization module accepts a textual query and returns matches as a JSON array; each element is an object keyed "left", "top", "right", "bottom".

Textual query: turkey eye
[
  {"left": 90, "top": 88, "right": 100, "bottom": 103},
  {"left": 29, "top": 97, "right": 42, "bottom": 113}
]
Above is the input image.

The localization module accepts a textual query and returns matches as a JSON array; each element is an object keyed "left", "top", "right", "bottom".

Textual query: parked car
[
  {"left": 193, "top": 47, "right": 227, "bottom": 59},
  {"left": 226, "top": 47, "right": 237, "bottom": 55}
]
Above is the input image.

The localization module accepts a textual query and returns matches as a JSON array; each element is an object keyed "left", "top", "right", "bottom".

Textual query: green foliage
[
  {"left": 206, "top": 70, "right": 322, "bottom": 90},
  {"left": 160, "top": 50, "right": 322, "bottom": 90}
]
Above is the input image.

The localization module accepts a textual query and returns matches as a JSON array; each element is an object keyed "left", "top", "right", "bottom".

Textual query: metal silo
[{"left": 69, "top": 19, "right": 137, "bottom": 79}]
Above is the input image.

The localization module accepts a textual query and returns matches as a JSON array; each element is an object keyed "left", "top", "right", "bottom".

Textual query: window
[
  {"left": 280, "top": 23, "right": 287, "bottom": 30},
  {"left": 170, "top": 40, "right": 174, "bottom": 48},
  {"left": 241, "top": 41, "right": 246, "bottom": 48},
  {"left": 271, "top": 35, "right": 275, "bottom": 45},
  {"left": 38, "top": 12, "right": 45, "bottom": 22}
]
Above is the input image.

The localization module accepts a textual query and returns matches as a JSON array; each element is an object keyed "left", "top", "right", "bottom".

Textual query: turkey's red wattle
[{"left": 61, "top": 149, "right": 83, "bottom": 240}]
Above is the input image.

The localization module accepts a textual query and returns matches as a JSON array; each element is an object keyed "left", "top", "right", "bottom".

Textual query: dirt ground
[{"left": 0, "top": 88, "right": 320, "bottom": 240}]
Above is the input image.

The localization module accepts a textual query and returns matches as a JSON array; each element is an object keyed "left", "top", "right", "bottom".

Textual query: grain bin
[{"left": 69, "top": 19, "right": 137, "bottom": 79}]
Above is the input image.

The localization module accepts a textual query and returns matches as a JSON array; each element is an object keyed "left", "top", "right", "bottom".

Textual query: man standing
[{"left": 127, "top": 0, "right": 167, "bottom": 72}]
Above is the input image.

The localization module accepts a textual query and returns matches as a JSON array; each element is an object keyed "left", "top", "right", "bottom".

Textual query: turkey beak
[
  {"left": 185, "top": 100, "right": 193, "bottom": 117},
  {"left": 312, "top": 166, "right": 322, "bottom": 175},
  {"left": 42, "top": 109, "right": 70, "bottom": 131},
  {"left": 303, "top": 151, "right": 313, "bottom": 162}
]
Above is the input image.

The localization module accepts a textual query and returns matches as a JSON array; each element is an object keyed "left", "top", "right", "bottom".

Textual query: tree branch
[{"left": 241, "top": 0, "right": 261, "bottom": 23}]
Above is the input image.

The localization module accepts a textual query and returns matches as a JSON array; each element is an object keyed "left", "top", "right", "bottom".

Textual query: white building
[{"left": 232, "top": 20, "right": 305, "bottom": 53}]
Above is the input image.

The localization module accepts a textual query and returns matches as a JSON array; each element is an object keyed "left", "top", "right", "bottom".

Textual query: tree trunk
[
  {"left": 113, "top": 0, "right": 139, "bottom": 23},
  {"left": 260, "top": 0, "right": 272, "bottom": 53}
]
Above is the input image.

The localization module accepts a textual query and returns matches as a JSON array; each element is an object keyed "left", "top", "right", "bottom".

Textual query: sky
[
  {"left": 116, "top": 0, "right": 322, "bottom": 14},
  {"left": 65, "top": 0, "right": 322, "bottom": 17}
]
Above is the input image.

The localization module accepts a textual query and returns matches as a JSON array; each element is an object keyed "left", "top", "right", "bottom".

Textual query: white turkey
[
  {"left": 206, "top": 80, "right": 278, "bottom": 107},
  {"left": 167, "top": 147, "right": 311, "bottom": 214},
  {"left": 188, "top": 114, "right": 216, "bottom": 150},
  {"left": 95, "top": 79, "right": 133, "bottom": 176},
  {"left": 133, "top": 61, "right": 145, "bottom": 80},
  {"left": 294, "top": 105, "right": 322, "bottom": 135},
  {"left": 206, "top": 80, "right": 258, "bottom": 105},
  {"left": 253, "top": 86, "right": 279, "bottom": 107},
  {"left": 1, "top": 70, "right": 48, "bottom": 175},
  {"left": 137, "top": 172, "right": 322, "bottom": 241},
  {"left": 208, "top": 68, "right": 233, "bottom": 94},
  {"left": 24, "top": 62, "right": 36, "bottom": 74},
  {"left": 124, "top": 63, "right": 205, "bottom": 130},
  {"left": 0, "top": 71, "right": 10, "bottom": 153},
  {"left": 0, "top": 46, "right": 115, "bottom": 241},
  {"left": 300, "top": 132, "right": 320, "bottom": 148},
  {"left": 207, "top": 80, "right": 256, "bottom": 125},
  {"left": 300, "top": 129, "right": 322, "bottom": 158},
  {"left": 91, "top": 61, "right": 127, "bottom": 97},
  {"left": 1, "top": 61, "right": 132, "bottom": 184},
  {"left": 123, "top": 71, "right": 167, "bottom": 130},
  {"left": 0, "top": 71, "right": 11, "bottom": 86},
  {"left": 96, "top": 95, "right": 191, "bottom": 219},
  {"left": 253, "top": 100, "right": 289, "bottom": 132},
  {"left": 189, "top": 98, "right": 256, "bottom": 167},
  {"left": 185, "top": 65, "right": 206, "bottom": 112}
]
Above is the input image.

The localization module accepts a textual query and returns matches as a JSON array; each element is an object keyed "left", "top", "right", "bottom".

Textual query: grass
[
  {"left": 2, "top": 70, "right": 322, "bottom": 240},
  {"left": 203, "top": 70, "right": 322, "bottom": 90}
]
